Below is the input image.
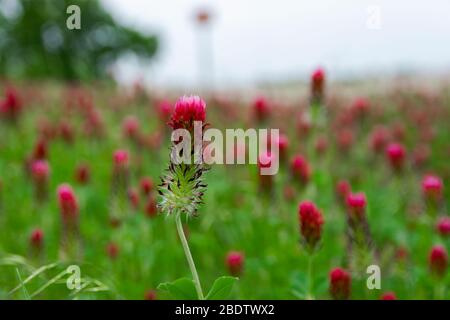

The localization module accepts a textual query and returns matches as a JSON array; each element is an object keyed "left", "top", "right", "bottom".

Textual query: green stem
[
  {"left": 175, "top": 213, "right": 204, "bottom": 300},
  {"left": 306, "top": 254, "right": 315, "bottom": 300},
  {"left": 434, "top": 280, "right": 445, "bottom": 300}
]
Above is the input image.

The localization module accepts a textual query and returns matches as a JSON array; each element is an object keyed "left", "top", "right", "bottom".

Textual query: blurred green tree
[{"left": 0, "top": 0, "right": 158, "bottom": 81}]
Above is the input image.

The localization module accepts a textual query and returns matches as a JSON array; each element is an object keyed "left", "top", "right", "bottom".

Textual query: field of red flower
[{"left": 0, "top": 72, "right": 449, "bottom": 300}]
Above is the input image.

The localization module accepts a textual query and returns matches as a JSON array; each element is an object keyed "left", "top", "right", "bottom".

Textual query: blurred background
[
  {"left": 1, "top": 0, "right": 450, "bottom": 89},
  {"left": 0, "top": 0, "right": 449, "bottom": 301}
]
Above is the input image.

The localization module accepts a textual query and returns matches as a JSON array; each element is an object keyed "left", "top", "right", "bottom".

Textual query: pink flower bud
[
  {"left": 122, "top": 116, "right": 140, "bottom": 139},
  {"left": 31, "top": 160, "right": 50, "bottom": 183},
  {"left": 57, "top": 184, "right": 79, "bottom": 223},
  {"left": 422, "top": 175, "right": 443, "bottom": 204},
  {"left": 386, "top": 143, "right": 406, "bottom": 172},
  {"left": 310, "top": 68, "right": 325, "bottom": 104},
  {"left": 436, "top": 217, "right": 450, "bottom": 237},
  {"left": 114, "top": 149, "right": 129, "bottom": 168},
  {"left": 168, "top": 95, "right": 206, "bottom": 130},
  {"left": 346, "top": 192, "right": 367, "bottom": 220},
  {"left": 336, "top": 180, "right": 351, "bottom": 204},
  {"left": 226, "top": 251, "right": 244, "bottom": 277},
  {"left": 157, "top": 100, "right": 172, "bottom": 122},
  {"left": 257, "top": 152, "right": 275, "bottom": 191}
]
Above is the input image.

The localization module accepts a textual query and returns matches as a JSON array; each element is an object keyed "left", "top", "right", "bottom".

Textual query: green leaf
[
  {"left": 206, "top": 276, "right": 238, "bottom": 300},
  {"left": 158, "top": 278, "right": 198, "bottom": 300},
  {"left": 290, "top": 271, "right": 307, "bottom": 299},
  {"left": 313, "top": 275, "right": 328, "bottom": 296}
]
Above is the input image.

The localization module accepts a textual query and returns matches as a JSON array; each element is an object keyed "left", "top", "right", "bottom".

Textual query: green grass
[{"left": 0, "top": 82, "right": 449, "bottom": 299}]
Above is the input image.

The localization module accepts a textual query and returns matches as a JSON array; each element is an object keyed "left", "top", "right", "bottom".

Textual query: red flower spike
[
  {"left": 329, "top": 267, "right": 351, "bottom": 300},
  {"left": 290, "top": 155, "right": 311, "bottom": 185},
  {"left": 252, "top": 96, "right": 270, "bottom": 122},
  {"left": 0, "top": 86, "right": 22, "bottom": 121},
  {"left": 32, "top": 138, "right": 48, "bottom": 160},
  {"left": 57, "top": 184, "right": 79, "bottom": 223},
  {"left": 429, "top": 245, "right": 448, "bottom": 277},
  {"left": 106, "top": 242, "right": 119, "bottom": 260},
  {"left": 31, "top": 160, "right": 50, "bottom": 183},
  {"left": 311, "top": 68, "right": 325, "bottom": 104},
  {"left": 336, "top": 180, "right": 351, "bottom": 203},
  {"left": 30, "top": 228, "right": 44, "bottom": 249},
  {"left": 140, "top": 177, "right": 154, "bottom": 196},
  {"left": 298, "top": 201, "right": 324, "bottom": 251},
  {"left": 257, "top": 152, "right": 275, "bottom": 191},
  {"left": 75, "top": 164, "right": 90, "bottom": 184}
]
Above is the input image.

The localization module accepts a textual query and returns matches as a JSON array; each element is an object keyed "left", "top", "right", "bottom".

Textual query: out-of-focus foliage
[{"left": 0, "top": 0, "right": 158, "bottom": 81}]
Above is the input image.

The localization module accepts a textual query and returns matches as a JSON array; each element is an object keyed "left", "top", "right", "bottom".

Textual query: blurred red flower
[
  {"left": 329, "top": 267, "right": 351, "bottom": 300},
  {"left": 226, "top": 251, "right": 244, "bottom": 277},
  {"left": 429, "top": 245, "right": 448, "bottom": 277},
  {"left": 298, "top": 201, "right": 324, "bottom": 251}
]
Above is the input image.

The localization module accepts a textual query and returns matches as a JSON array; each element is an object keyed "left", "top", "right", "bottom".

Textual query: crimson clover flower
[
  {"left": 329, "top": 267, "right": 351, "bottom": 300},
  {"left": 298, "top": 201, "right": 324, "bottom": 252},
  {"left": 158, "top": 95, "right": 208, "bottom": 218}
]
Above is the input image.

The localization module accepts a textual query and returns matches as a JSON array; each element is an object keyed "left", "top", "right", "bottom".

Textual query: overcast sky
[{"left": 102, "top": 0, "right": 450, "bottom": 88}]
